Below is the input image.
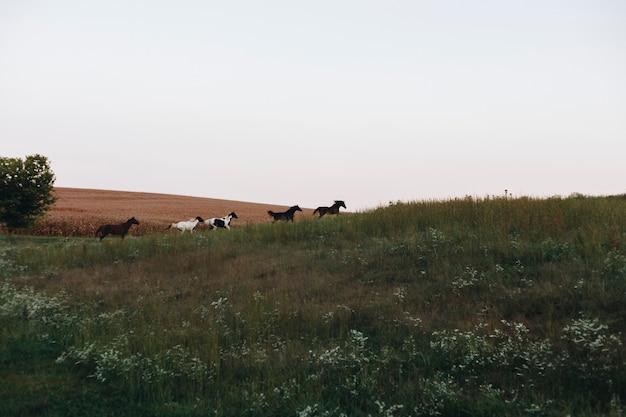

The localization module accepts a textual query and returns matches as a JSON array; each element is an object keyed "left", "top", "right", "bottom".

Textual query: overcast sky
[{"left": 1, "top": 1, "right": 625, "bottom": 211}]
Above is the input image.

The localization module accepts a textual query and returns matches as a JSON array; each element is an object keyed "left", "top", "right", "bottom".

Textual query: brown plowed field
[{"left": 25, "top": 188, "right": 316, "bottom": 237}]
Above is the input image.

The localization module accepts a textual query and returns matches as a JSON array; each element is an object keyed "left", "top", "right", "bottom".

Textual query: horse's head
[
  {"left": 229, "top": 212, "right": 238, "bottom": 219},
  {"left": 129, "top": 217, "right": 140, "bottom": 225},
  {"left": 292, "top": 205, "right": 302, "bottom": 212},
  {"left": 195, "top": 216, "right": 205, "bottom": 222},
  {"left": 335, "top": 200, "right": 346, "bottom": 209}
]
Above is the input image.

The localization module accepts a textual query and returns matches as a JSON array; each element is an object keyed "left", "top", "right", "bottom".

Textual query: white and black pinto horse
[
  {"left": 205, "top": 212, "right": 238, "bottom": 230},
  {"left": 166, "top": 216, "right": 204, "bottom": 233}
]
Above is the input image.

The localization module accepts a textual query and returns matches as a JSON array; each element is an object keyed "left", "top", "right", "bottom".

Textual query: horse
[
  {"left": 205, "top": 212, "right": 238, "bottom": 230},
  {"left": 267, "top": 205, "right": 302, "bottom": 222},
  {"left": 96, "top": 217, "right": 139, "bottom": 240},
  {"left": 166, "top": 216, "right": 204, "bottom": 233},
  {"left": 313, "top": 200, "right": 346, "bottom": 218}
]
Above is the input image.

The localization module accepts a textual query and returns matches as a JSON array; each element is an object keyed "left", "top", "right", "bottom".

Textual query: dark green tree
[{"left": 0, "top": 154, "right": 57, "bottom": 234}]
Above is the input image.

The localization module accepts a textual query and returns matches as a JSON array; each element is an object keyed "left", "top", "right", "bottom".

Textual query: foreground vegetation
[{"left": 1, "top": 195, "right": 625, "bottom": 416}]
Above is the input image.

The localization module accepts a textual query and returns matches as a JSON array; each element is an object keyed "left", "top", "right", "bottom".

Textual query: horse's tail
[
  {"left": 166, "top": 223, "right": 173, "bottom": 230},
  {"left": 95, "top": 225, "right": 104, "bottom": 236},
  {"left": 313, "top": 208, "right": 319, "bottom": 215}
]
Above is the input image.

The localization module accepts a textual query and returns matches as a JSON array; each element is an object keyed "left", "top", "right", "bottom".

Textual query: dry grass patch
[{"left": 26, "top": 187, "right": 316, "bottom": 237}]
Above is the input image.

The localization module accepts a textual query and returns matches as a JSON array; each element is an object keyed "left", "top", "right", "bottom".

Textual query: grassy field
[{"left": 1, "top": 192, "right": 625, "bottom": 416}]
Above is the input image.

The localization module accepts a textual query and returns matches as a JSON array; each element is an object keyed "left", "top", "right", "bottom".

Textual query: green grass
[{"left": 1, "top": 194, "right": 626, "bottom": 416}]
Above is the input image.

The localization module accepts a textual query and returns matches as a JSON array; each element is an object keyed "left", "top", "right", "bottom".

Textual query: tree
[{"left": 0, "top": 154, "right": 57, "bottom": 234}]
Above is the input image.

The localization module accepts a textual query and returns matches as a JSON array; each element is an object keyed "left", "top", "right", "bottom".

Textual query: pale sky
[{"left": 1, "top": 1, "right": 625, "bottom": 211}]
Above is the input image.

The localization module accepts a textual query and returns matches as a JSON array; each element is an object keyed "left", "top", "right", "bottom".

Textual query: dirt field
[{"left": 27, "top": 188, "right": 316, "bottom": 237}]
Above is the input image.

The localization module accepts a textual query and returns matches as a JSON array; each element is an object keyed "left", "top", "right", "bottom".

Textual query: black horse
[
  {"left": 268, "top": 205, "right": 302, "bottom": 222},
  {"left": 96, "top": 217, "right": 139, "bottom": 240},
  {"left": 313, "top": 200, "right": 346, "bottom": 218}
]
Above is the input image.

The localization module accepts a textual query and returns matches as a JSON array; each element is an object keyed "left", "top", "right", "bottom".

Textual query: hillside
[
  {"left": 1, "top": 195, "right": 625, "bottom": 416},
  {"left": 34, "top": 187, "right": 316, "bottom": 236}
]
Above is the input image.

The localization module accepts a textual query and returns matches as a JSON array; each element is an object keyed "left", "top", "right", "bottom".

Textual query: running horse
[
  {"left": 205, "top": 212, "right": 238, "bottom": 230},
  {"left": 96, "top": 217, "right": 140, "bottom": 240},
  {"left": 267, "top": 205, "right": 302, "bottom": 222},
  {"left": 166, "top": 216, "right": 204, "bottom": 233},
  {"left": 313, "top": 200, "right": 346, "bottom": 218}
]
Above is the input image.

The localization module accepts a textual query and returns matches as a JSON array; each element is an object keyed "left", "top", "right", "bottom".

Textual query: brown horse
[
  {"left": 96, "top": 217, "right": 139, "bottom": 240},
  {"left": 313, "top": 200, "right": 346, "bottom": 218},
  {"left": 267, "top": 205, "right": 302, "bottom": 222}
]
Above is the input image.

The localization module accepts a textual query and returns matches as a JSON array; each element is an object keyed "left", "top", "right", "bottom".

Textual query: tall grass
[{"left": 1, "top": 194, "right": 625, "bottom": 416}]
